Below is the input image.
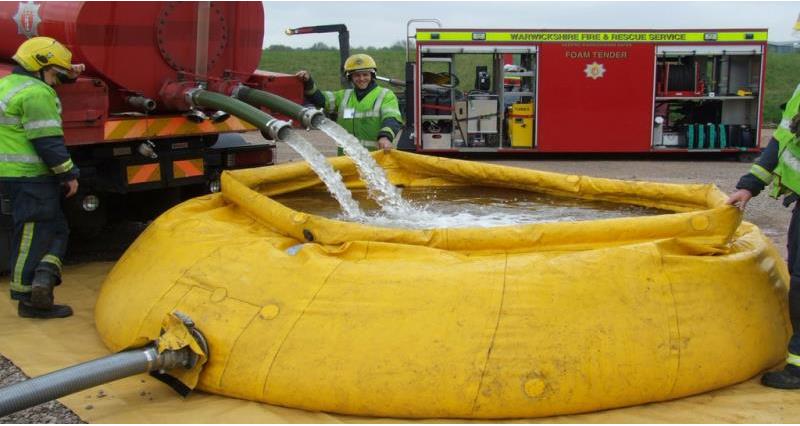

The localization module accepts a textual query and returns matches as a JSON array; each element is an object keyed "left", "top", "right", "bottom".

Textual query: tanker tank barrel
[
  {"left": 188, "top": 88, "right": 292, "bottom": 141},
  {"left": 232, "top": 85, "right": 325, "bottom": 130}
]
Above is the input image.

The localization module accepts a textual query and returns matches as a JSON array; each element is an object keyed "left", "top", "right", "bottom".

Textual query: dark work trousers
[
  {"left": 0, "top": 180, "right": 68, "bottom": 302},
  {"left": 787, "top": 202, "right": 800, "bottom": 356}
]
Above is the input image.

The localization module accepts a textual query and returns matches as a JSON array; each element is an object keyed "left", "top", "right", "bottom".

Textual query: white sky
[{"left": 263, "top": 1, "right": 800, "bottom": 48}]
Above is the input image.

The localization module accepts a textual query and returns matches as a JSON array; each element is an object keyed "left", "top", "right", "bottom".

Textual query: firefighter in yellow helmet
[
  {"left": 0, "top": 37, "right": 85, "bottom": 319},
  {"left": 296, "top": 54, "right": 402, "bottom": 154}
]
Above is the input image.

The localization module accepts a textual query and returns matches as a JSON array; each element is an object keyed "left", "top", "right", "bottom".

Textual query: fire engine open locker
[{"left": 406, "top": 28, "right": 767, "bottom": 159}]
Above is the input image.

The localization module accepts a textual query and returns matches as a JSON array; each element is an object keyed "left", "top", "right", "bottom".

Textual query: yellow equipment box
[{"left": 508, "top": 103, "right": 534, "bottom": 148}]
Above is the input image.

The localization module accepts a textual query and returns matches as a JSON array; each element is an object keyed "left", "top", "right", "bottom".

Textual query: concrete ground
[{"left": 0, "top": 128, "right": 792, "bottom": 423}]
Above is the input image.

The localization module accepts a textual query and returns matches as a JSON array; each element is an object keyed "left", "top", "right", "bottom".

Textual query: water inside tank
[{"left": 272, "top": 186, "right": 669, "bottom": 229}]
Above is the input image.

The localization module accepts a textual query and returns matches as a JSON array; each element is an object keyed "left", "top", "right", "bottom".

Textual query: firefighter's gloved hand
[
  {"left": 378, "top": 137, "right": 393, "bottom": 153},
  {"left": 725, "top": 188, "right": 753, "bottom": 211},
  {"left": 65, "top": 63, "right": 86, "bottom": 80},
  {"left": 295, "top": 70, "right": 311, "bottom": 82}
]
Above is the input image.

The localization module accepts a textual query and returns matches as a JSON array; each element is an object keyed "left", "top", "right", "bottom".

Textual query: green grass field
[
  {"left": 261, "top": 48, "right": 800, "bottom": 125},
  {"left": 764, "top": 52, "right": 800, "bottom": 124}
]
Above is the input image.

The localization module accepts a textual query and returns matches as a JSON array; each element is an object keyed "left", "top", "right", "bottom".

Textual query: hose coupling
[
  {"left": 167, "top": 311, "right": 208, "bottom": 371},
  {"left": 263, "top": 118, "right": 292, "bottom": 141},
  {"left": 230, "top": 84, "right": 247, "bottom": 100},
  {"left": 184, "top": 87, "right": 205, "bottom": 109},
  {"left": 298, "top": 107, "right": 324, "bottom": 130}
]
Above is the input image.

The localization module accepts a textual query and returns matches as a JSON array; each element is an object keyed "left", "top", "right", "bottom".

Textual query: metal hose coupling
[
  {"left": 185, "top": 86, "right": 205, "bottom": 109},
  {"left": 263, "top": 117, "right": 292, "bottom": 142},
  {"left": 230, "top": 84, "right": 248, "bottom": 102},
  {"left": 298, "top": 106, "right": 325, "bottom": 130}
]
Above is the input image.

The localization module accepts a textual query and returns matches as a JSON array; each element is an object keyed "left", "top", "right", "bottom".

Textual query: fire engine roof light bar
[{"left": 187, "top": 88, "right": 292, "bottom": 141}]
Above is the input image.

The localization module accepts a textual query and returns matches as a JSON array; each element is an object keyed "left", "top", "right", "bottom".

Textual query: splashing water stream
[
  {"left": 317, "top": 118, "right": 417, "bottom": 217},
  {"left": 281, "top": 132, "right": 364, "bottom": 219},
  {"left": 278, "top": 127, "right": 665, "bottom": 229}
]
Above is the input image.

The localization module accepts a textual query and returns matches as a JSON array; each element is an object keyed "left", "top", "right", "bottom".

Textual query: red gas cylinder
[{"left": 0, "top": 1, "right": 264, "bottom": 110}]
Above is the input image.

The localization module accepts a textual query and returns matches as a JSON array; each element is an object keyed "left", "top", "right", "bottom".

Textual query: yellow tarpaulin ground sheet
[{"left": 1, "top": 262, "right": 800, "bottom": 423}]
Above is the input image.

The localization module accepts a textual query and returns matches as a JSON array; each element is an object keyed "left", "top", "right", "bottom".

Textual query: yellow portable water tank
[
  {"left": 509, "top": 102, "right": 534, "bottom": 147},
  {"left": 95, "top": 151, "right": 790, "bottom": 419}
]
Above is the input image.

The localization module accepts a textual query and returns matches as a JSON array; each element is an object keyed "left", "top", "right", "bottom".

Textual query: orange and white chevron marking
[
  {"left": 105, "top": 116, "right": 256, "bottom": 141},
  {"left": 172, "top": 159, "right": 204, "bottom": 178},
  {"left": 126, "top": 163, "right": 161, "bottom": 185}
]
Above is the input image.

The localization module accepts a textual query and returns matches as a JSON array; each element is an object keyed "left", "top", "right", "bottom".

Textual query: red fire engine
[{"left": 406, "top": 27, "right": 766, "bottom": 158}]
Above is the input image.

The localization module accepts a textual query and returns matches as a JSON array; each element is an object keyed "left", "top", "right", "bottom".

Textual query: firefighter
[
  {"left": 0, "top": 37, "right": 83, "bottom": 319},
  {"left": 295, "top": 53, "right": 402, "bottom": 154},
  {"left": 726, "top": 83, "right": 800, "bottom": 388}
]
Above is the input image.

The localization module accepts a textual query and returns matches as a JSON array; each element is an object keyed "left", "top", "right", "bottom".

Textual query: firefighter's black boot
[
  {"left": 17, "top": 301, "right": 73, "bottom": 319},
  {"left": 30, "top": 269, "right": 57, "bottom": 309},
  {"left": 761, "top": 364, "right": 800, "bottom": 389}
]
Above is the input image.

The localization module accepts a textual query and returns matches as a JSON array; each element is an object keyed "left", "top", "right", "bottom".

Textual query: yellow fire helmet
[
  {"left": 343, "top": 53, "right": 377, "bottom": 77},
  {"left": 13, "top": 36, "right": 74, "bottom": 72}
]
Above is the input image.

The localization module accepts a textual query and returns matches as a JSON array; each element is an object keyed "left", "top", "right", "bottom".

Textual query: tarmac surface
[{"left": 0, "top": 128, "right": 793, "bottom": 423}]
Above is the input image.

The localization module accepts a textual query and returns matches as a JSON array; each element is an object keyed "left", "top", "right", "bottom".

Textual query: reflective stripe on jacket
[{"left": 0, "top": 73, "right": 64, "bottom": 178}]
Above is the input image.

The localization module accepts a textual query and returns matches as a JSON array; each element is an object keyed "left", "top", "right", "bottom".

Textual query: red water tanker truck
[{"left": 0, "top": 1, "right": 309, "bottom": 272}]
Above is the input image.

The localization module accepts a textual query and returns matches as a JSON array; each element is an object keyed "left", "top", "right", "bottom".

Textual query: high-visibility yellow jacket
[
  {"left": 0, "top": 70, "right": 76, "bottom": 181},
  {"left": 303, "top": 77, "right": 403, "bottom": 151},
  {"left": 319, "top": 85, "right": 402, "bottom": 149}
]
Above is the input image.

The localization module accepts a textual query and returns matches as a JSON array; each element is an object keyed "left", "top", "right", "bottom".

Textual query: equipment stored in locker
[
  {"left": 400, "top": 25, "right": 765, "bottom": 159},
  {"left": 508, "top": 103, "right": 534, "bottom": 148}
]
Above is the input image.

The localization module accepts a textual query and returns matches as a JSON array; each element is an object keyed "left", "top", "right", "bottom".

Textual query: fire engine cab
[{"left": 404, "top": 28, "right": 766, "bottom": 158}]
